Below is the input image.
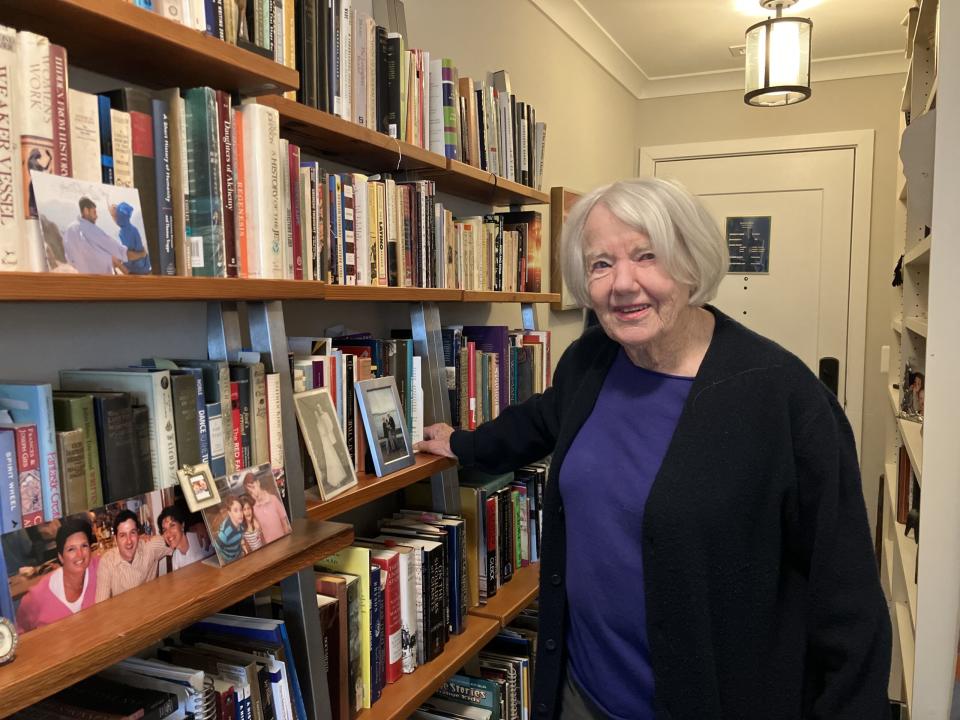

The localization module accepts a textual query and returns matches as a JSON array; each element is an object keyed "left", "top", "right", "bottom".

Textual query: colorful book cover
[
  {"left": 0, "top": 383, "right": 61, "bottom": 521},
  {"left": 183, "top": 86, "right": 226, "bottom": 276},
  {"left": 0, "top": 429, "right": 20, "bottom": 532}
]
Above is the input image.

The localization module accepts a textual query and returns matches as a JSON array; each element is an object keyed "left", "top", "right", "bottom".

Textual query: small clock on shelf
[{"left": 0, "top": 617, "right": 17, "bottom": 665}]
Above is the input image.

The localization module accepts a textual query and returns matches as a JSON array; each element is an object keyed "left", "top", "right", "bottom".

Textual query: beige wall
[
  {"left": 633, "top": 74, "right": 902, "bottom": 527},
  {"left": 404, "top": 0, "right": 636, "bottom": 348}
]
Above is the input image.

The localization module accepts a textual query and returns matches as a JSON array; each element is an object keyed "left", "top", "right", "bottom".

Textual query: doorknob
[{"left": 819, "top": 357, "right": 839, "bottom": 396}]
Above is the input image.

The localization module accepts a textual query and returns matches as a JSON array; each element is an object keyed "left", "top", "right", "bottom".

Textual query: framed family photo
[
  {"left": 200, "top": 464, "right": 292, "bottom": 567},
  {"left": 293, "top": 389, "right": 358, "bottom": 501},
  {"left": 355, "top": 377, "right": 415, "bottom": 477},
  {"left": 177, "top": 463, "right": 221, "bottom": 512},
  {"left": 550, "top": 186, "right": 583, "bottom": 311}
]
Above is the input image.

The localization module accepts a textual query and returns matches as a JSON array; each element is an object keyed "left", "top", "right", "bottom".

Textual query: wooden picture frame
[
  {"left": 177, "top": 463, "right": 221, "bottom": 512},
  {"left": 550, "top": 186, "right": 583, "bottom": 311}
]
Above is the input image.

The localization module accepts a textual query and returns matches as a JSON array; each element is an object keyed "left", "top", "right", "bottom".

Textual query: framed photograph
[
  {"left": 177, "top": 463, "right": 221, "bottom": 512},
  {"left": 200, "top": 463, "right": 292, "bottom": 567},
  {"left": 550, "top": 186, "right": 583, "bottom": 311},
  {"left": 31, "top": 171, "right": 151, "bottom": 275},
  {"left": 355, "top": 377, "right": 415, "bottom": 477},
  {"left": 293, "top": 389, "right": 358, "bottom": 500}
]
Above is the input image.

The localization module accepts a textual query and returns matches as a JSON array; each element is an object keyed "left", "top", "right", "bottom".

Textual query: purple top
[{"left": 559, "top": 348, "right": 693, "bottom": 719}]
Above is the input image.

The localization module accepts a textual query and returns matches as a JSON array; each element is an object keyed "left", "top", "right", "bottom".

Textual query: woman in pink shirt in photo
[
  {"left": 15, "top": 516, "right": 99, "bottom": 633},
  {"left": 242, "top": 469, "right": 291, "bottom": 545}
]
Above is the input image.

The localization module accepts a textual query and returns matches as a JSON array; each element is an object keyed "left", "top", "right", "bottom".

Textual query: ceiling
[{"left": 530, "top": 0, "right": 912, "bottom": 97}]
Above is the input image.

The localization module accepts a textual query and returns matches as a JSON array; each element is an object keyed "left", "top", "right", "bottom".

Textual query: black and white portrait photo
[
  {"left": 293, "top": 389, "right": 357, "bottom": 500},
  {"left": 356, "top": 377, "right": 415, "bottom": 477}
]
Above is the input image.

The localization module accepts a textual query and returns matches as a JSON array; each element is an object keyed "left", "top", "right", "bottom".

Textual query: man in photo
[
  {"left": 157, "top": 504, "right": 213, "bottom": 574},
  {"left": 63, "top": 197, "right": 148, "bottom": 275},
  {"left": 110, "top": 201, "right": 151, "bottom": 275},
  {"left": 243, "top": 470, "right": 291, "bottom": 544},
  {"left": 95, "top": 509, "right": 172, "bottom": 602}
]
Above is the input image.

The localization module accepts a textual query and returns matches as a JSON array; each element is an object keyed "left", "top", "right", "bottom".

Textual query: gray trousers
[{"left": 559, "top": 667, "right": 609, "bottom": 720}]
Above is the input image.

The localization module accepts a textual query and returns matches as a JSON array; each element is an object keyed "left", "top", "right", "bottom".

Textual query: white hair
[{"left": 561, "top": 177, "right": 729, "bottom": 309}]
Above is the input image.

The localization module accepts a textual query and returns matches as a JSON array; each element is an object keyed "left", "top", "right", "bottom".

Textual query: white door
[{"left": 641, "top": 134, "right": 873, "bottom": 450}]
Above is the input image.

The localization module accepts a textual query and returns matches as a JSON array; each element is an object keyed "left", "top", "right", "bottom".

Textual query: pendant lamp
[{"left": 744, "top": 0, "right": 813, "bottom": 106}]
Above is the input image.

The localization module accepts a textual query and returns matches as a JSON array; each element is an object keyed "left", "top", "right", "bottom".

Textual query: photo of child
[{"left": 201, "top": 464, "right": 291, "bottom": 566}]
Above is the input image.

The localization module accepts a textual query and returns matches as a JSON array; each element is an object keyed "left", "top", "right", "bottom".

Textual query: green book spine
[
  {"left": 52, "top": 394, "right": 103, "bottom": 508},
  {"left": 184, "top": 87, "right": 226, "bottom": 277}
]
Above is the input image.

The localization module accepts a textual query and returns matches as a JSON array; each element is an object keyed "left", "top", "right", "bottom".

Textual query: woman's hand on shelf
[{"left": 415, "top": 423, "right": 457, "bottom": 459}]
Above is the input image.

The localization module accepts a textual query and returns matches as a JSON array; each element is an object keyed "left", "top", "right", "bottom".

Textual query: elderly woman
[
  {"left": 15, "top": 516, "right": 99, "bottom": 633},
  {"left": 417, "top": 178, "right": 890, "bottom": 719}
]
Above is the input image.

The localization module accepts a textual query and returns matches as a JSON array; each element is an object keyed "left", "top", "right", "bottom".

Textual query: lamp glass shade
[{"left": 744, "top": 17, "right": 812, "bottom": 107}]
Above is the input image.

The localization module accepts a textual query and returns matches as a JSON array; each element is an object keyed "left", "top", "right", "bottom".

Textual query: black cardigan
[{"left": 451, "top": 307, "right": 891, "bottom": 720}]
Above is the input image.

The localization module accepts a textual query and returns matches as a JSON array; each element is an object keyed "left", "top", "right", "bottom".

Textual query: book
[
  {"left": 0, "top": 423, "right": 41, "bottom": 526},
  {"left": 184, "top": 86, "right": 226, "bottom": 276},
  {"left": 316, "top": 573, "right": 350, "bottom": 720},
  {"left": 56, "top": 428, "right": 87, "bottom": 515},
  {"left": 52, "top": 393, "right": 103, "bottom": 509},
  {"left": 68, "top": 89, "right": 102, "bottom": 184},
  {"left": 0, "top": 429, "right": 19, "bottom": 532},
  {"left": 0, "top": 26, "right": 25, "bottom": 272},
  {"left": 0, "top": 383, "right": 61, "bottom": 521}
]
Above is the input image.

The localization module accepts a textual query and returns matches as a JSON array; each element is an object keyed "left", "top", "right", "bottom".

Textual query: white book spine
[
  {"left": 110, "top": 108, "right": 134, "bottom": 187},
  {"left": 353, "top": 174, "right": 368, "bottom": 285},
  {"left": 68, "top": 89, "right": 101, "bottom": 183},
  {"left": 365, "top": 17, "right": 376, "bottom": 129},
  {"left": 279, "top": 137, "right": 292, "bottom": 278},
  {"left": 428, "top": 58, "right": 444, "bottom": 156},
  {"left": 397, "top": 550, "right": 417, "bottom": 672},
  {"left": 15, "top": 31, "right": 51, "bottom": 272},
  {"left": 299, "top": 167, "right": 313, "bottom": 281},
  {"left": 499, "top": 92, "right": 514, "bottom": 182},
  {"left": 353, "top": 11, "right": 366, "bottom": 127},
  {"left": 411, "top": 355, "right": 423, "bottom": 443},
  {"left": 0, "top": 27, "right": 25, "bottom": 272},
  {"left": 340, "top": 0, "right": 352, "bottom": 121},
  {"left": 241, "top": 103, "right": 283, "bottom": 278},
  {"left": 265, "top": 372, "right": 284, "bottom": 470}
]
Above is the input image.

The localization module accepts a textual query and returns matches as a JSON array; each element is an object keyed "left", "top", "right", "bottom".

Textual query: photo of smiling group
[{"left": 1, "top": 487, "right": 212, "bottom": 635}]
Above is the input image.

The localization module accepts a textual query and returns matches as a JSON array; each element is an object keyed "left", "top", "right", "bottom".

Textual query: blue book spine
[
  {"left": 0, "top": 384, "right": 61, "bottom": 521},
  {"left": 206, "top": 401, "right": 226, "bottom": 477},
  {"left": 151, "top": 97, "right": 176, "bottom": 275},
  {"left": 97, "top": 95, "right": 114, "bottom": 184},
  {"left": 0, "top": 541, "right": 13, "bottom": 622},
  {"left": 133, "top": 0, "right": 154, "bottom": 8},
  {"left": 0, "top": 430, "right": 19, "bottom": 532}
]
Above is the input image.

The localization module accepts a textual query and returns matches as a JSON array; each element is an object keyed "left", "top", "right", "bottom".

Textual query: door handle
[{"left": 819, "top": 357, "right": 839, "bottom": 396}]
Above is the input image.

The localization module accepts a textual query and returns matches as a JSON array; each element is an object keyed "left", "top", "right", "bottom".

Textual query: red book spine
[
  {"left": 234, "top": 108, "right": 248, "bottom": 277},
  {"left": 288, "top": 144, "right": 303, "bottom": 280},
  {"left": 216, "top": 90, "right": 238, "bottom": 277},
  {"left": 230, "top": 381, "right": 242, "bottom": 471},
  {"left": 485, "top": 495, "right": 498, "bottom": 597},
  {"left": 11, "top": 425, "right": 42, "bottom": 527},
  {"left": 48, "top": 44, "right": 71, "bottom": 177},
  {"left": 371, "top": 554, "right": 403, "bottom": 683}
]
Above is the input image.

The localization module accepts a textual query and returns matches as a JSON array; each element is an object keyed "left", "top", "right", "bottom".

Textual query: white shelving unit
[{"left": 882, "top": 1, "right": 960, "bottom": 716}]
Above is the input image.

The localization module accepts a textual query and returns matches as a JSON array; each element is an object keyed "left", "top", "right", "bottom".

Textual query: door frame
[{"left": 639, "top": 130, "right": 875, "bottom": 454}]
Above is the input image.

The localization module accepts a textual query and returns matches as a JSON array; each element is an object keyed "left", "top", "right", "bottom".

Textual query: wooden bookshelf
[
  {"left": 322, "top": 285, "right": 462, "bottom": 302},
  {"left": 493, "top": 175, "right": 551, "bottom": 206},
  {"left": 257, "top": 96, "right": 445, "bottom": 173},
  {"left": 306, "top": 454, "right": 458, "bottom": 520},
  {"left": 468, "top": 563, "right": 540, "bottom": 627},
  {"left": 461, "top": 291, "right": 560, "bottom": 304},
  {"left": 2, "top": 0, "right": 299, "bottom": 95},
  {"left": 0, "top": 519, "right": 354, "bottom": 717},
  {"left": 357, "top": 615, "right": 501, "bottom": 720},
  {"left": 0, "top": 272, "right": 330, "bottom": 302}
]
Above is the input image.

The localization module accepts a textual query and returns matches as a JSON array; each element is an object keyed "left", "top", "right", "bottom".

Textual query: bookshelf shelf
[
  {"left": 0, "top": 272, "right": 330, "bottom": 302},
  {"left": 892, "top": 316, "right": 903, "bottom": 335},
  {"left": 899, "top": 417, "right": 924, "bottom": 481},
  {"left": 885, "top": 462, "right": 919, "bottom": 626},
  {"left": 904, "top": 316, "right": 928, "bottom": 338},
  {"left": 357, "top": 615, "right": 501, "bottom": 720},
  {"left": 306, "top": 454, "right": 458, "bottom": 520},
  {"left": 904, "top": 236, "right": 932, "bottom": 266},
  {"left": 0, "top": 519, "right": 354, "bottom": 717},
  {"left": 322, "top": 286, "right": 462, "bottom": 302},
  {"left": 255, "top": 95, "right": 547, "bottom": 206},
  {"left": 257, "top": 96, "right": 445, "bottom": 174},
  {"left": 895, "top": 601, "right": 915, "bottom": 712},
  {"left": 468, "top": 562, "right": 540, "bottom": 628},
  {"left": 2, "top": 0, "right": 299, "bottom": 95}
]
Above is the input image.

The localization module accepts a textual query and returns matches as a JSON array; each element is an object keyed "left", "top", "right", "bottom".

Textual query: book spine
[
  {"left": 151, "top": 97, "right": 176, "bottom": 275},
  {"left": 65, "top": 90, "right": 97, "bottom": 183},
  {"left": 369, "top": 564, "right": 383, "bottom": 702},
  {"left": 0, "top": 431, "right": 20, "bottom": 532},
  {"left": 217, "top": 90, "right": 238, "bottom": 277},
  {"left": 110, "top": 109, "right": 134, "bottom": 187},
  {"left": 184, "top": 87, "right": 226, "bottom": 276},
  {"left": 16, "top": 31, "right": 52, "bottom": 272},
  {"left": 76, "top": 398, "right": 103, "bottom": 508},
  {"left": 172, "top": 93, "right": 190, "bottom": 275},
  {"left": 265, "top": 373, "right": 284, "bottom": 470},
  {"left": 233, "top": 107, "right": 249, "bottom": 277},
  {"left": 13, "top": 425, "right": 42, "bottom": 526},
  {"left": 56, "top": 429, "right": 86, "bottom": 515},
  {"left": 229, "top": 380, "right": 243, "bottom": 470},
  {"left": 0, "top": 27, "right": 24, "bottom": 272},
  {"left": 485, "top": 494, "right": 497, "bottom": 596},
  {"left": 288, "top": 143, "right": 303, "bottom": 279},
  {"left": 251, "top": 364, "right": 269, "bottom": 467},
  {"left": 48, "top": 44, "right": 71, "bottom": 178},
  {"left": 205, "top": 401, "right": 226, "bottom": 476},
  {"left": 96, "top": 94, "right": 114, "bottom": 184}
]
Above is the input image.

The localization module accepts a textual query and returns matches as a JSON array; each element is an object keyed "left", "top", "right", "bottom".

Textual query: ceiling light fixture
[{"left": 744, "top": 0, "right": 812, "bottom": 107}]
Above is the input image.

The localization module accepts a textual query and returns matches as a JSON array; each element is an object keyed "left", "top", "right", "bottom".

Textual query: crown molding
[{"left": 528, "top": 0, "right": 908, "bottom": 100}]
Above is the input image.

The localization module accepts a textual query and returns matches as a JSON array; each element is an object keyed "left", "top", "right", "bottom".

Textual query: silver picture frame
[{"left": 355, "top": 376, "right": 416, "bottom": 477}]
